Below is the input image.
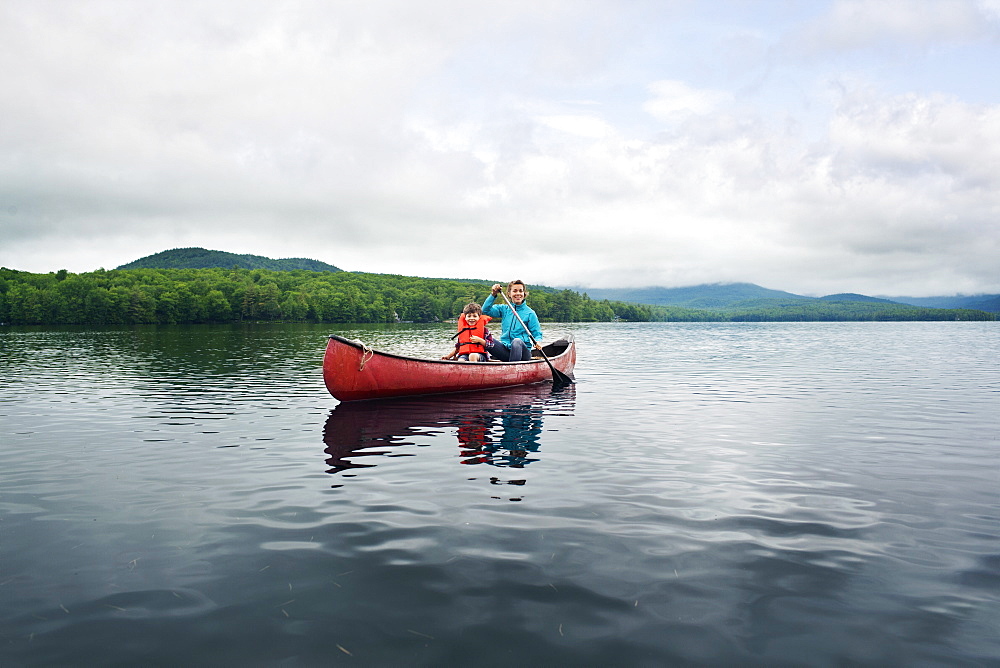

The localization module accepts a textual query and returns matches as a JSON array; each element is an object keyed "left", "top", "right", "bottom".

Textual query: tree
[
  {"left": 84, "top": 287, "right": 117, "bottom": 324},
  {"left": 281, "top": 292, "right": 309, "bottom": 321},
  {"left": 7, "top": 283, "right": 44, "bottom": 324}
]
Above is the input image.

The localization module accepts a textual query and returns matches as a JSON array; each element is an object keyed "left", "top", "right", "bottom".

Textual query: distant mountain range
[
  {"left": 118, "top": 247, "right": 342, "bottom": 273},
  {"left": 114, "top": 250, "right": 997, "bottom": 315},
  {"left": 576, "top": 283, "right": 1000, "bottom": 314},
  {"left": 887, "top": 294, "right": 1000, "bottom": 313}
]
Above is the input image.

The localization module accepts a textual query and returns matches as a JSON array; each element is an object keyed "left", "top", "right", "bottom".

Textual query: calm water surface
[{"left": 1, "top": 322, "right": 998, "bottom": 666}]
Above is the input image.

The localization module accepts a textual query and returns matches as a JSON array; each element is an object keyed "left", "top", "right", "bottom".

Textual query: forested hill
[{"left": 118, "top": 247, "right": 342, "bottom": 273}]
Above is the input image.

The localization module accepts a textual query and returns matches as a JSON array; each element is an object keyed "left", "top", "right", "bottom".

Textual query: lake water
[{"left": 1, "top": 322, "right": 998, "bottom": 666}]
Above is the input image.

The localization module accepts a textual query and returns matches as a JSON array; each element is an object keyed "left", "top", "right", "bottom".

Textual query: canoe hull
[{"left": 323, "top": 334, "right": 576, "bottom": 402}]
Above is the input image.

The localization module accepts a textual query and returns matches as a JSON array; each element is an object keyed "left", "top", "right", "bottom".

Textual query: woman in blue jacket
[{"left": 481, "top": 280, "right": 543, "bottom": 362}]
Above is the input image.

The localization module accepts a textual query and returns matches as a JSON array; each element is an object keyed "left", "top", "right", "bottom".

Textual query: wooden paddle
[{"left": 498, "top": 290, "right": 574, "bottom": 387}]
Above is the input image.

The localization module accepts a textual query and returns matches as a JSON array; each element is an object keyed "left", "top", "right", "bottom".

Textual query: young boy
[{"left": 442, "top": 303, "right": 492, "bottom": 362}]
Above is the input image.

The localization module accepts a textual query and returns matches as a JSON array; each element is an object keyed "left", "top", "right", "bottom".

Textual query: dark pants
[{"left": 487, "top": 338, "right": 531, "bottom": 362}]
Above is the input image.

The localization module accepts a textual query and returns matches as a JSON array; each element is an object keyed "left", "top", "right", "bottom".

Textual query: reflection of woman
[
  {"left": 455, "top": 404, "right": 543, "bottom": 468},
  {"left": 494, "top": 405, "right": 543, "bottom": 468}
]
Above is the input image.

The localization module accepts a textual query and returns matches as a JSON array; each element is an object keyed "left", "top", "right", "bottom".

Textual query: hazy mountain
[
  {"left": 818, "top": 293, "right": 898, "bottom": 304},
  {"left": 576, "top": 283, "right": 808, "bottom": 309},
  {"left": 577, "top": 283, "right": 1000, "bottom": 313},
  {"left": 965, "top": 295, "right": 1000, "bottom": 313},
  {"left": 887, "top": 294, "right": 1000, "bottom": 313},
  {"left": 118, "top": 247, "right": 342, "bottom": 272}
]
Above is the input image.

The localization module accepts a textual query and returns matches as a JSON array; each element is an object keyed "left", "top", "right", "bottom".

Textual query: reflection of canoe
[
  {"left": 323, "top": 334, "right": 576, "bottom": 402},
  {"left": 322, "top": 383, "right": 575, "bottom": 475}
]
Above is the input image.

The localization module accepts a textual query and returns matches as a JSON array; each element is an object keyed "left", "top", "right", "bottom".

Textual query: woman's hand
[{"left": 490, "top": 283, "right": 502, "bottom": 296}]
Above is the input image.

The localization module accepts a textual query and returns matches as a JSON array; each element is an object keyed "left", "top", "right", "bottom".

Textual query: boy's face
[
  {"left": 509, "top": 284, "right": 526, "bottom": 304},
  {"left": 465, "top": 311, "right": 480, "bottom": 325}
]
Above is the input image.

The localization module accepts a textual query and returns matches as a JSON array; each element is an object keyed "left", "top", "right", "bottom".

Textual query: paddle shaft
[{"left": 498, "top": 290, "right": 573, "bottom": 386}]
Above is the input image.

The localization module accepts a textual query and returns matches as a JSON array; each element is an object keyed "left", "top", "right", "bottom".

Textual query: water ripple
[{"left": 2, "top": 322, "right": 998, "bottom": 665}]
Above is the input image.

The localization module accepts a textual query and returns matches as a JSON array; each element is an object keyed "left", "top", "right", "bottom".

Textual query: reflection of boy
[
  {"left": 457, "top": 414, "right": 493, "bottom": 465},
  {"left": 442, "top": 303, "right": 492, "bottom": 362}
]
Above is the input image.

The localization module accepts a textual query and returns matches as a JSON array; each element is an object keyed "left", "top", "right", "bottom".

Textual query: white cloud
[
  {"left": 642, "top": 80, "right": 731, "bottom": 121},
  {"left": 537, "top": 115, "right": 616, "bottom": 139},
  {"left": 790, "top": 0, "right": 999, "bottom": 54},
  {"left": 829, "top": 90, "right": 1000, "bottom": 188},
  {"left": 1, "top": 1, "right": 998, "bottom": 297}
]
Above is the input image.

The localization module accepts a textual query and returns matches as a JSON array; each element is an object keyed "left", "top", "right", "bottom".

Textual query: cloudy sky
[{"left": 2, "top": 0, "right": 999, "bottom": 296}]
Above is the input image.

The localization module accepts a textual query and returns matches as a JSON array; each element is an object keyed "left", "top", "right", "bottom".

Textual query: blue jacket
[{"left": 482, "top": 294, "right": 543, "bottom": 347}]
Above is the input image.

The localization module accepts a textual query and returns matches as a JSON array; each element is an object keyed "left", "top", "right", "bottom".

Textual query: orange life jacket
[{"left": 456, "top": 314, "right": 491, "bottom": 356}]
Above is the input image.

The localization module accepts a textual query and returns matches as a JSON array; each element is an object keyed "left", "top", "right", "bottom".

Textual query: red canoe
[{"left": 323, "top": 334, "right": 576, "bottom": 402}]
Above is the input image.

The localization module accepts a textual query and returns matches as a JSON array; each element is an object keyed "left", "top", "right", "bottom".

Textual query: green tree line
[
  {"left": 725, "top": 300, "right": 993, "bottom": 321},
  {"left": 1, "top": 267, "right": 991, "bottom": 325},
  {"left": 0, "top": 267, "right": 655, "bottom": 325}
]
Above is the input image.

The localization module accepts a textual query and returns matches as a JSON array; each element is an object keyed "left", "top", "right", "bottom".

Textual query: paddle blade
[{"left": 551, "top": 368, "right": 574, "bottom": 387}]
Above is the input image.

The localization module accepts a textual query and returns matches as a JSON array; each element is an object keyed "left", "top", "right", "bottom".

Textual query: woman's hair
[
  {"left": 463, "top": 302, "right": 482, "bottom": 315},
  {"left": 508, "top": 279, "right": 528, "bottom": 294}
]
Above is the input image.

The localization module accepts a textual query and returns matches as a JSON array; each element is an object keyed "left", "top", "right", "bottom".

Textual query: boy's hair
[{"left": 462, "top": 302, "right": 482, "bottom": 315}]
